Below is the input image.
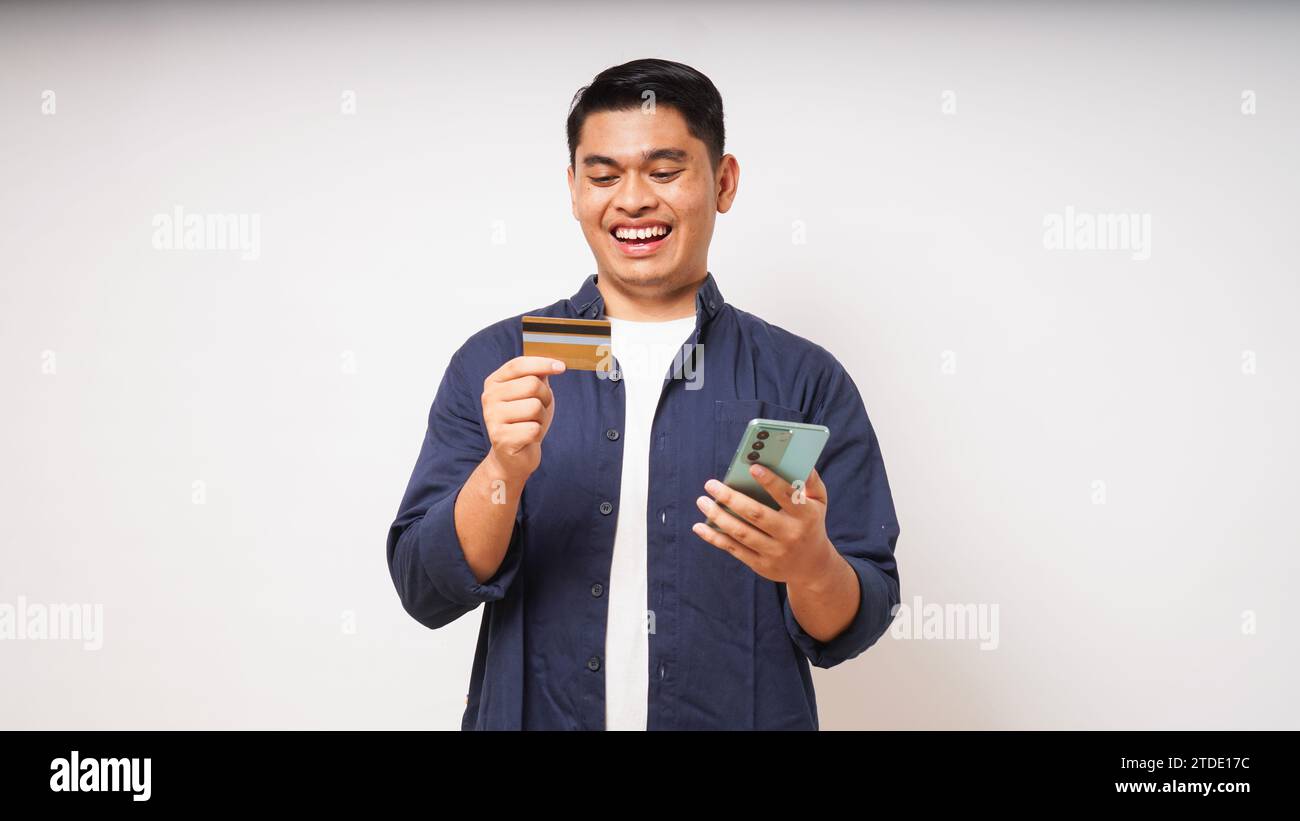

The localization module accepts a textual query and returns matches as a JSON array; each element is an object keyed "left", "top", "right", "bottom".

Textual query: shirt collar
[{"left": 568, "top": 270, "right": 725, "bottom": 324}]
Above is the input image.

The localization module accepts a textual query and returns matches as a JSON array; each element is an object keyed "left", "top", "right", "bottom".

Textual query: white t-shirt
[{"left": 603, "top": 312, "right": 699, "bottom": 731}]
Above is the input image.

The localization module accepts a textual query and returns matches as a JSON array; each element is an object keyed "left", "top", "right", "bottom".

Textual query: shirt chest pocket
[{"left": 712, "top": 399, "right": 809, "bottom": 480}]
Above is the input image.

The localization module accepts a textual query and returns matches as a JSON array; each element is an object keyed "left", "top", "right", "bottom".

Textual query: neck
[{"left": 596, "top": 270, "right": 705, "bottom": 321}]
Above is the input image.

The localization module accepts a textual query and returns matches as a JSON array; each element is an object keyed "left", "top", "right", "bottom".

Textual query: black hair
[{"left": 566, "top": 58, "right": 725, "bottom": 172}]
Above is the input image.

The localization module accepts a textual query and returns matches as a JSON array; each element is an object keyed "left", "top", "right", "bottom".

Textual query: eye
[
  {"left": 589, "top": 176, "right": 618, "bottom": 185},
  {"left": 652, "top": 170, "right": 682, "bottom": 181}
]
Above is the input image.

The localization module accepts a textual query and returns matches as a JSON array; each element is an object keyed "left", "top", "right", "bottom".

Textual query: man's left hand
[{"left": 692, "top": 465, "right": 841, "bottom": 589}]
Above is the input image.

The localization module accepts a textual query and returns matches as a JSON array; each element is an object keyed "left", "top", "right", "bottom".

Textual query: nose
[{"left": 612, "top": 168, "right": 657, "bottom": 215}]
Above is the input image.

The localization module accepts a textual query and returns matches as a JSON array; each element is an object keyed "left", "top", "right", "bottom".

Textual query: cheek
[
  {"left": 666, "top": 186, "right": 713, "bottom": 230},
  {"left": 575, "top": 208, "right": 605, "bottom": 236},
  {"left": 576, "top": 195, "right": 610, "bottom": 227},
  {"left": 672, "top": 209, "right": 710, "bottom": 248}
]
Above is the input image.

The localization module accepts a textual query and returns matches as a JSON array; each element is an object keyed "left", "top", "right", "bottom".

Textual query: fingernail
[
  {"left": 552, "top": 360, "right": 565, "bottom": 371},
  {"left": 750, "top": 464, "right": 765, "bottom": 476}
]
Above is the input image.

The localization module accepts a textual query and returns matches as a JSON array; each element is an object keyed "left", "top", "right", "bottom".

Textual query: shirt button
[
  {"left": 599, "top": 501, "right": 613, "bottom": 515},
  {"left": 587, "top": 656, "right": 602, "bottom": 672},
  {"left": 605, "top": 428, "right": 619, "bottom": 441},
  {"left": 609, "top": 369, "right": 621, "bottom": 381},
  {"left": 591, "top": 583, "right": 603, "bottom": 597}
]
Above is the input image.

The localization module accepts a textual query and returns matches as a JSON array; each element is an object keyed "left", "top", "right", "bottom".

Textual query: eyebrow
[{"left": 581, "top": 148, "right": 688, "bottom": 169}]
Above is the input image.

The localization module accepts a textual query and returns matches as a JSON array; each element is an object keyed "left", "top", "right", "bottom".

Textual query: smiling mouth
[{"left": 610, "top": 224, "right": 672, "bottom": 245}]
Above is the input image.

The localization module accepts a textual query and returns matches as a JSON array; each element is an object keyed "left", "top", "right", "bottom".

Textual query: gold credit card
[{"left": 521, "top": 315, "right": 613, "bottom": 372}]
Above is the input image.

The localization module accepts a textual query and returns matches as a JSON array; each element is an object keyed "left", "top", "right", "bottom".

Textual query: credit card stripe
[
  {"left": 522, "top": 332, "right": 612, "bottom": 346},
  {"left": 521, "top": 321, "right": 611, "bottom": 336},
  {"left": 523, "top": 315, "right": 609, "bottom": 325}
]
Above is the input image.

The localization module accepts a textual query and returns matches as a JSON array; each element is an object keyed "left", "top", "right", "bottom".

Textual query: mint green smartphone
[{"left": 708, "top": 417, "right": 830, "bottom": 529}]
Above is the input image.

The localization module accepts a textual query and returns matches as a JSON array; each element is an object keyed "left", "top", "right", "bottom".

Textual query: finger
[
  {"left": 490, "top": 356, "right": 566, "bottom": 383},
  {"left": 784, "top": 465, "right": 827, "bottom": 511},
  {"left": 803, "top": 466, "right": 827, "bottom": 502},
  {"left": 497, "top": 396, "right": 547, "bottom": 424},
  {"left": 695, "top": 492, "right": 780, "bottom": 557},
  {"left": 494, "top": 373, "right": 555, "bottom": 407},
  {"left": 747, "top": 464, "right": 819, "bottom": 517},
  {"left": 702, "top": 479, "right": 787, "bottom": 542},
  {"left": 690, "top": 519, "right": 763, "bottom": 567},
  {"left": 745, "top": 464, "right": 796, "bottom": 514}
]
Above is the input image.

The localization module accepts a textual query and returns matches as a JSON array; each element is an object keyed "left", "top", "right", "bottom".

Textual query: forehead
[{"left": 576, "top": 106, "right": 703, "bottom": 164}]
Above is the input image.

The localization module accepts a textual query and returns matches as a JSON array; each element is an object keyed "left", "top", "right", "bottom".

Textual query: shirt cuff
[
  {"left": 783, "top": 554, "right": 893, "bottom": 669},
  {"left": 417, "top": 481, "right": 524, "bottom": 607}
]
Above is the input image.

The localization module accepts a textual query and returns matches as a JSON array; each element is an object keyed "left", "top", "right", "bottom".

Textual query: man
[{"left": 387, "top": 58, "right": 900, "bottom": 730}]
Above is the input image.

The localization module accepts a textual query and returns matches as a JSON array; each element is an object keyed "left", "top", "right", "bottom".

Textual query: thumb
[{"left": 804, "top": 466, "right": 827, "bottom": 502}]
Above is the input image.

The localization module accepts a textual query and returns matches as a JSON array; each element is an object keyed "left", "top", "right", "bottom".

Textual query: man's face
[{"left": 568, "top": 105, "right": 737, "bottom": 292}]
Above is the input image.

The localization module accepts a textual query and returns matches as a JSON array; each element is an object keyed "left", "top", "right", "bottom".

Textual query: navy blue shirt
[{"left": 387, "top": 271, "right": 901, "bottom": 730}]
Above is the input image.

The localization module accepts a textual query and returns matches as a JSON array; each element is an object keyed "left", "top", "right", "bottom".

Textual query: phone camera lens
[
  {"left": 746, "top": 451, "right": 760, "bottom": 462},
  {"left": 751, "top": 441, "right": 764, "bottom": 450},
  {"left": 756, "top": 430, "right": 769, "bottom": 440}
]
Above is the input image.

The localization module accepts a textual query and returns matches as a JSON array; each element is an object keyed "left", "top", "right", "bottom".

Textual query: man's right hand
[{"left": 481, "top": 355, "right": 566, "bottom": 481}]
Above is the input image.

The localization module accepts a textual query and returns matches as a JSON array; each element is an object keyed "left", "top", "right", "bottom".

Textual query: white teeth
[{"left": 614, "top": 225, "right": 668, "bottom": 240}]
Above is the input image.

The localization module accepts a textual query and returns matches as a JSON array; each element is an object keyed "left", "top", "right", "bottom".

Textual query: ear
[
  {"left": 715, "top": 154, "right": 740, "bottom": 214},
  {"left": 567, "top": 164, "right": 578, "bottom": 220}
]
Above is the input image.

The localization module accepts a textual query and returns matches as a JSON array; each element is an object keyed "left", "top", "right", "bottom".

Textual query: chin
[{"left": 608, "top": 262, "right": 673, "bottom": 284}]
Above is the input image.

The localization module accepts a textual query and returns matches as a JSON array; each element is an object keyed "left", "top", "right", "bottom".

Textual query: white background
[{"left": 1, "top": 1, "right": 1296, "bottom": 729}]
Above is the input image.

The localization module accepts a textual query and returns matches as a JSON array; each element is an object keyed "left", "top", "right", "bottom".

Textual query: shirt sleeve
[
  {"left": 386, "top": 346, "right": 524, "bottom": 630},
  {"left": 782, "top": 357, "right": 901, "bottom": 669}
]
